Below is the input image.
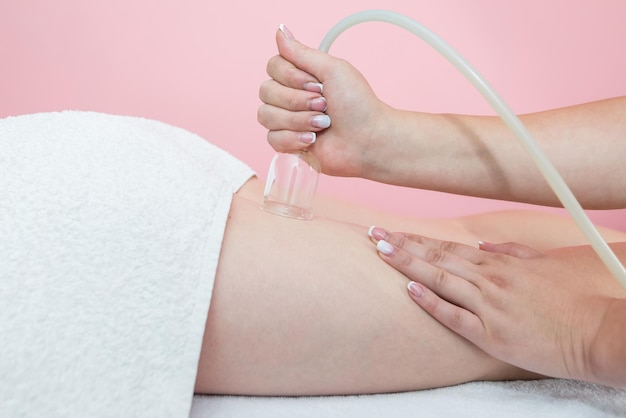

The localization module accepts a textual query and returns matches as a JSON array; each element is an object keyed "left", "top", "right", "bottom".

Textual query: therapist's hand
[
  {"left": 369, "top": 227, "right": 626, "bottom": 385},
  {"left": 257, "top": 25, "right": 399, "bottom": 179}
]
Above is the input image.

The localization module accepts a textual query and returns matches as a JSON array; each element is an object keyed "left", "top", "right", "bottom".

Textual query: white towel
[
  {"left": 191, "top": 379, "right": 626, "bottom": 418},
  {"left": 0, "top": 111, "right": 254, "bottom": 417}
]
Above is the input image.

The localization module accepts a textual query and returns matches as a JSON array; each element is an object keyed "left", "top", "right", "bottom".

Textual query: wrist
[
  {"left": 586, "top": 298, "right": 626, "bottom": 388},
  {"left": 360, "top": 108, "right": 428, "bottom": 185}
]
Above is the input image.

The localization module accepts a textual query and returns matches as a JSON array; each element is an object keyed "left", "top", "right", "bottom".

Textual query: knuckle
[
  {"left": 257, "top": 105, "right": 271, "bottom": 127},
  {"left": 266, "top": 55, "right": 281, "bottom": 76},
  {"left": 425, "top": 248, "right": 447, "bottom": 265},
  {"left": 287, "top": 94, "right": 300, "bottom": 111},
  {"left": 483, "top": 271, "right": 507, "bottom": 288},
  {"left": 432, "top": 267, "right": 449, "bottom": 289},
  {"left": 258, "top": 79, "right": 273, "bottom": 101},
  {"left": 266, "top": 131, "right": 289, "bottom": 152},
  {"left": 439, "top": 240, "right": 458, "bottom": 254},
  {"left": 447, "top": 309, "right": 465, "bottom": 332},
  {"left": 406, "top": 234, "right": 425, "bottom": 245},
  {"left": 395, "top": 251, "right": 414, "bottom": 269},
  {"left": 287, "top": 112, "right": 301, "bottom": 129},
  {"left": 387, "top": 232, "right": 407, "bottom": 248},
  {"left": 256, "top": 106, "right": 266, "bottom": 125},
  {"left": 334, "top": 57, "right": 353, "bottom": 75},
  {"left": 286, "top": 66, "right": 305, "bottom": 88}
]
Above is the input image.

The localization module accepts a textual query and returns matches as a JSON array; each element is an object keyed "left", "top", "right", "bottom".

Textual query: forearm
[{"left": 370, "top": 96, "right": 626, "bottom": 209}]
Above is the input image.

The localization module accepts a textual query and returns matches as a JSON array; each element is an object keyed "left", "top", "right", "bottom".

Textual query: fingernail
[
  {"left": 304, "top": 82, "right": 323, "bottom": 94},
  {"left": 407, "top": 281, "right": 424, "bottom": 298},
  {"left": 376, "top": 240, "right": 394, "bottom": 255},
  {"left": 309, "top": 96, "right": 327, "bottom": 112},
  {"left": 477, "top": 240, "right": 494, "bottom": 249},
  {"left": 311, "top": 114, "right": 331, "bottom": 129},
  {"left": 368, "top": 226, "right": 389, "bottom": 241},
  {"left": 278, "top": 24, "right": 294, "bottom": 40},
  {"left": 299, "top": 132, "right": 316, "bottom": 144}
]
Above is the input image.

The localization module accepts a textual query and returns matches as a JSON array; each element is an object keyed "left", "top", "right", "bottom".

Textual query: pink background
[{"left": 2, "top": 0, "right": 625, "bottom": 231}]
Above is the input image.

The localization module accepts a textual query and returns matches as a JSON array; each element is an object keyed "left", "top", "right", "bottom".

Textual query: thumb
[
  {"left": 276, "top": 24, "right": 332, "bottom": 82},
  {"left": 478, "top": 241, "right": 543, "bottom": 259}
]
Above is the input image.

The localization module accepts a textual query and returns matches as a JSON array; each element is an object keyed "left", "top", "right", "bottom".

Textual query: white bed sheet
[{"left": 191, "top": 379, "right": 626, "bottom": 418}]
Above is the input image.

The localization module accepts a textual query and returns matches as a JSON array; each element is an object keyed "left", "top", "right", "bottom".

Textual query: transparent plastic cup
[{"left": 261, "top": 150, "right": 320, "bottom": 220}]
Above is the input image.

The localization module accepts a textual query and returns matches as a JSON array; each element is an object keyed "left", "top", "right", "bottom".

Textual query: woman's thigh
[{"left": 193, "top": 195, "right": 537, "bottom": 395}]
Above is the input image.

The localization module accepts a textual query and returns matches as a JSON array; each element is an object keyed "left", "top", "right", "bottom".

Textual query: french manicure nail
[
  {"left": 309, "top": 96, "right": 327, "bottom": 112},
  {"left": 303, "top": 82, "right": 323, "bottom": 94},
  {"left": 278, "top": 24, "right": 294, "bottom": 40},
  {"left": 299, "top": 132, "right": 316, "bottom": 144},
  {"left": 376, "top": 240, "right": 394, "bottom": 255},
  {"left": 407, "top": 281, "right": 424, "bottom": 298},
  {"left": 368, "top": 226, "right": 389, "bottom": 241},
  {"left": 311, "top": 114, "right": 331, "bottom": 129}
]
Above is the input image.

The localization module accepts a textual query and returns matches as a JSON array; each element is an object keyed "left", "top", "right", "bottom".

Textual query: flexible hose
[{"left": 319, "top": 9, "right": 626, "bottom": 288}]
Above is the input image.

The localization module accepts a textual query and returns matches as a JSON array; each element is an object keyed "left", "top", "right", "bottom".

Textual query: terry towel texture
[
  {"left": 191, "top": 379, "right": 626, "bottom": 417},
  {"left": 0, "top": 111, "right": 254, "bottom": 417}
]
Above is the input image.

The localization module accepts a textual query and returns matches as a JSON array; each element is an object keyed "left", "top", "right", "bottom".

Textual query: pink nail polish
[{"left": 278, "top": 24, "right": 294, "bottom": 40}]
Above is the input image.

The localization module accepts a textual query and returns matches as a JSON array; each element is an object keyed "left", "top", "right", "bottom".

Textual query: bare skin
[
  {"left": 193, "top": 178, "right": 626, "bottom": 395},
  {"left": 258, "top": 27, "right": 626, "bottom": 209},
  {"left": 253, "top": 25, "right": 626, "bottom": 392},
  {"left": 371, "top": 229, "right": 626, "bottom": 388}
]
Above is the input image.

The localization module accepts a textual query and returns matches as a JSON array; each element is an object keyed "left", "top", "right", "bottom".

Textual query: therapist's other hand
[
  {"left": 257, "top": 25, "right": 397, "bottom": 179},
  {"left": 370, "top": 228, "right": 625, "bottom": 384}
]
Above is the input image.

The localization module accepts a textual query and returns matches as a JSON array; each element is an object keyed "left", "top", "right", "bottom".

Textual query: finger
[
  {"left": 367, "top": 226, "right": 389, "bottom": 243},
  {"left": 407, "top": 281, "right": 485, "bottom": 346},
  {"left": 386, "top": 232, "right": 486, "bottom": 265},
  {"left": 376, "top": 240, "right": 482, "bottom": 312},
  {"left": 266, "top": 54, "right": 323, "bottom": 92},
  {"left": 266, "top": 130, "right": 317, "bottom": 152},
  {"left": 478, "top": 241, "right": 543, "bottom": 259},
  {"left": 259, "top": 79, "right": 327, "bottom": 112},
  {"left": 275, "top": 25, "right": 335, "bottom": 83},
  {"left": 257, "top": 104, "right": 331, "bottom": 132},
  {"left": 383, "top": 232, "right": 485, "bottom": 276}
]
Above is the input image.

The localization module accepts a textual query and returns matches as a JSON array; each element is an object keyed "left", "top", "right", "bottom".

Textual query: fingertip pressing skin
[
  {"left": 376, "top": 240, "right": 394, "bottom": 255},
  {"left": 311, "top": 114, "right": 331, "bottom": 129},
  {"left": 309, "top": 96, "right": 327, "bottom": 112},
  {"left": 407, "top": 281, "right": 424, "bottom": 298},
  {"left": 304, "top": 81, "right": 323, "bottom": 94},
  {"left": 368, "top": 226, "right": 390, "bottom": 241},
  {"left": 299, "top": 132, "right": 316, "bottom": 145}
]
